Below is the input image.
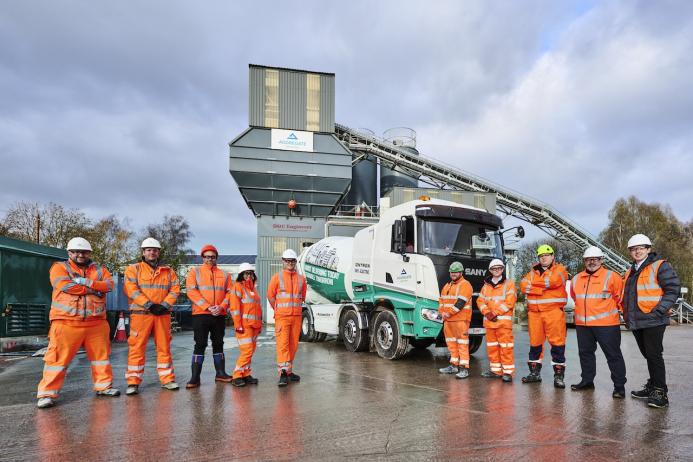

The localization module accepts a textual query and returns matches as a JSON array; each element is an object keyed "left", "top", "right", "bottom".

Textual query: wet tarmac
[{"left": 1, "top": 325, "right": 692, "bottom": 461}]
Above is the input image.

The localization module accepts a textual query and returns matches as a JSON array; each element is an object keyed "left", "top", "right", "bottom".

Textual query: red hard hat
[{"left": 200, "top": 244, "right": 218, "bottom": 257}]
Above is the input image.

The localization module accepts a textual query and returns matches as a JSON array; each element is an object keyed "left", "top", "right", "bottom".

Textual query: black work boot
[
  {"left": 553, "top": 365, "right": 565, "bottom": 389},
  {"left": 612, "top": 386, "right": 626, "bottom": 399},
  {"left": 213, "top": 353, "right": 232, "bottom": 383},
  {"left": 521, "top": 363, "right": 542, "bottom": 383},
  {"left": 244, "top": 375, "right": 259, "bottom": 385},
  {"left": 288, "top": 372, "right": 300, "bottom": 382},
  {"left": 570, "top": 381, "right": 595, "bottom": 391},
  {"left": 231, "top": 377, "right": 246, "bottom": 387},
  {"left": 278, "top": 370, "right": 289, "bottom": 387},
  {"left": 631, "top": 379, "right": 653, "bottom": 399},
  {"left": 186, "top": 354, "right": 204, "bottom": 389},
  {"left": 647, "top": 387, "right": 669, "bottom": 408}
]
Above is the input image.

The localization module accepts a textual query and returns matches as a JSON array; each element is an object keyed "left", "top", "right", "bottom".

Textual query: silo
[
  {"left": 380, "top": 127, "right": 419, "bottom": 196},
  {"left": 343, "top": 128, "right": 378, "bottom": 209}
]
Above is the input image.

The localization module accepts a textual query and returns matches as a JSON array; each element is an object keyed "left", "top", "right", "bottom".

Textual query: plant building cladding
[{"left": 248, "top": 64, "right": 335, "bottom": 133}]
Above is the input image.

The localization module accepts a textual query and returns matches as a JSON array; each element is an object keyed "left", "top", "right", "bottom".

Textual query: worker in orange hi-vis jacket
[
  {"left": 520, "top": 244, "right": 569, "bottom": 389},
  {"left": 185, "top": 244, "right": 233, "bottom": 389},
  {"left": 123, "top": 237, "right": 180, "bottom": 396},
  {"left": 478, "top": 259, "right": 517, "bottom": 383},
  {"left": 36, "top": 237, "right": 120, "bottom": 409},
  {"left": 228, "top": 262, "right": 263, "bottom": 387},
  {"left": 267, "top": 249, "right": 306, "bottom": 387},
  {"left": 437, "top": 261, "right": 474, "bottom": 380}
]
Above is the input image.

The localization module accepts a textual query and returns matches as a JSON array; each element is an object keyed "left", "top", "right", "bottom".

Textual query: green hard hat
[
  {"left": 537, "top": 244, "right": 554, "bottom": 256},
  {"left": 449, "top": 261, "right": 464, "bottom": 273}
]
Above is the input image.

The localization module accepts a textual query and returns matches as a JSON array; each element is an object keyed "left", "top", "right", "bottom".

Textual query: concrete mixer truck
[{"left": 298, "top": 197, "right": 516, "bottom": 360}]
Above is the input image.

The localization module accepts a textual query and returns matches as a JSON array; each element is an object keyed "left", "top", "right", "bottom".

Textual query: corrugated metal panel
[
  {"left": 249, "top": 66, "right": 265, "bottom": 127},
  {"left": 320, "top": 74, "right": 335, "bottom": 132},
  {"left": 279, "top": 70, "right": 306, "bottom": 131},
  {"left": 0, "top": 238, "right": 65, "bottom": 337}
]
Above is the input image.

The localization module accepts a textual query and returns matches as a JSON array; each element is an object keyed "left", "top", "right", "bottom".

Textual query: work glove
[
  {"left": 484, "top": 312, "right": 498, "bottom": 322},
  {"left": 148, "top": 303, "right": 167, "bottom": 315},
  {"left": 72, "top": 277, "right": 91, "bottom": 287},
  {"left": 235, "top": 326, "right": 245, "bottom": 334},
  {"left": 87, "top": 289, "right": 104, "bottom": 298}
]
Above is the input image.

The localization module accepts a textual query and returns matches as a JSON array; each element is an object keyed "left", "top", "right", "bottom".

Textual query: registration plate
[{"left": 468, "top": 328, "right": 486, "bottom": 335}]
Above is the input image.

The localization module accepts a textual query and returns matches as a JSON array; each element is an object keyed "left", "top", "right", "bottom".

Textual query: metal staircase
[{"left": 335, "top": 123, "right": 631, "bottom": 272}]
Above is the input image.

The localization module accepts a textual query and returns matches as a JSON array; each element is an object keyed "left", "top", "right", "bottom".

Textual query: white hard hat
[
  {"left": 488, "top": 258, "right": 505, "bottom": 269},
  {"left": 66, "top": 237, "right": 92, "bottom": 251},
  {"left": 238, "top": 262, "right": 255, "bottom": 274},
  {"left": 141, "top": 237, "right": 162, "bottom": 249},
  {"left": 582, "top": 246, "right": 604, "bottom": 259},
  {"left": 627, "top": 234, "right": 652, "bottom": 248},
  {"left": 282, "top": 249, "right": 298, "bottom": 260}
]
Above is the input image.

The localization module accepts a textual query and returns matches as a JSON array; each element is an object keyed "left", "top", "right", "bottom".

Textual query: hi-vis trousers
[
  {"left": 275, "top": 316, "right": 301, "bottom": 374},
  {"left": 444, "top": 320, "right": 470, "bottom": 368},
  {"left": 37, "top": 319, "right": 113, "bottom": 398},
  {"left": 126, "top": 313, "right": 175, "bottom": 385}
]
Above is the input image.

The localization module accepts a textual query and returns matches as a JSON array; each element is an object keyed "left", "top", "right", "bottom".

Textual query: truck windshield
[{"left": 418, "top": 219, "right": 502, "bottom": 258}]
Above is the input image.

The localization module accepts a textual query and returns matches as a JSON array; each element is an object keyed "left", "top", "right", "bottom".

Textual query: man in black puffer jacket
[{"left": 622, "top": 234, "right": 681, "bottom": 409}]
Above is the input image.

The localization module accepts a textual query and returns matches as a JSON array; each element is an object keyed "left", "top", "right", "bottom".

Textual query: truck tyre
[
  {"left": 469, "top": 335, "right": 483, "bottom": 354},
  {"left": 340, "top": 310, "right": 368, "bottom": 352},
  {"left": 300, "top": 309, "right": 318, "bottom": 342},
  {"left": 409, "top": 338, "right": 435, "bottom": 349},
  {"left": 373, "top": 310, "right": 409, "bottom": 360}
]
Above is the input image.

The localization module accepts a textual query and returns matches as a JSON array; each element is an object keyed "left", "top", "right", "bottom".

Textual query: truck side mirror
[{"left": 393, "top": 218, "right": 410, "bottom": 262}]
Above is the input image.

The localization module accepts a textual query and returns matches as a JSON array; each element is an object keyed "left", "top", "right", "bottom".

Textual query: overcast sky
[{"left": 1, "top": 1, "right": 692, "bottom": 254}]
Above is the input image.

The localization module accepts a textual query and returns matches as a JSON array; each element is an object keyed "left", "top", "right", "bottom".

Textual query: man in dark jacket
[{"left": 622, "top": 234, "right": 681, "bottom": 408}]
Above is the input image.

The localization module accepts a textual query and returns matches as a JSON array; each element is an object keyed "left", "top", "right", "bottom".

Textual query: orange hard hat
[{"left": 200, "top": 244, "right": 218, "bottom": 257}]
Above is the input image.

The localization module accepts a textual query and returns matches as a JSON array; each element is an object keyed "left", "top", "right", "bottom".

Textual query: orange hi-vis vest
[
  {"left": 229, "top": 281, "right": 262, "bottom": 329},
  {"left": 478, "top": 278, "right": 517, "bottom": 328},
  {"left": 186, "top": 265, "right": 231, "bottom": 315},
  {"left": 49, "top": 260, "right": 114, "bottom": 321},
  {"left": 623, "top": 260, "right": 665, "bottom": 313},
  {"left": 124, "top": 261, "right": 180, "bottom": 312},
  {"left": 438, "top": 277, "right": 473, "bottom": 322},
  {"left": 571, "top": 267, "right": 623, "bottom": 326},
  {"left": 520, "top": 263, "right": 569, "bottom": 312},
  {"left": 267, "top": 270, "right": 306, "bottom": 317}
]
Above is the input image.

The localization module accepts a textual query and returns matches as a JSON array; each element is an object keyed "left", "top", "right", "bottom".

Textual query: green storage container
[{"left": 0, "top": 236, "right": 67, "bottom": 337}]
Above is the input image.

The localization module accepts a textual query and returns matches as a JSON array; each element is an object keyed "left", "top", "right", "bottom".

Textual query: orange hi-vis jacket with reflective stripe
[
  {"left": 520, "top": 263, "right": 569, "bottom": 312},
  {"left": 185, "top": 265, "right": 231, "bottom": 315},
  {"left": 267, "top": 270, "right": 306, "bottom": 317},
  {"left": 438, "top": 277, "right": 473, "bottom": 322},
  {"left": 124, "top": 261, "right": 180, "bottom": 312},
  {"left": 570, "top": 266, "right": 623, "bottom": 326},
  {"left": 49, "top": 260, "right": 114, "bottom": 321},
  {"left": 478, "top": 278, "right": 516, "bottom": 328},
  {"left": 229, "top": 281, "right": 262, "bottom": 329},
  {"left": 623, "top": 260, "right": 665, "bottom": 313}
]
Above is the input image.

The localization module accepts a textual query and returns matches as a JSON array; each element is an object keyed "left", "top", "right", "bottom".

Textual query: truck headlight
[{"left": 421, "top": 309, "right": 443, "bottom": 324}]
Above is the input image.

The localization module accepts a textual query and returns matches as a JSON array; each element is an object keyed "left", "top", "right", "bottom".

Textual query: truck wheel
[
  {"left": 469, "top": 335, "right": 483, "bottom": 354},
  {"left": 373, "top": 310, "right": 409, "bottom": 360},
  {"left": 409, "top": 338, "right": 435, "bottom": 349},
  {"left": 341, "top": 310, "right": 368, "bottom": 352},
  {"left": 300, "top": 309, "right": 317, "bottom": 342}
]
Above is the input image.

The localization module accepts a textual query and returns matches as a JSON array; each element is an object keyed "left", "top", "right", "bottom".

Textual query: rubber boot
[
  {"left": 521, "top": 362, "right": 542, "bottom": 383},
  {"left": 213, "top": 353, "right": 233, "bottom": 383},
  {"left": 553, "top": 365, "right": 565, "bottom": 389},
  {"left": 186, "top": 354, "right": 204, "bottom": 389}
]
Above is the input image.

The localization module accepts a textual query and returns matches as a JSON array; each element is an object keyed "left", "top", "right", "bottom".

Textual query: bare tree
[
  {"left": 140, "top": 215, "right": 193, "bottom": 274},
  {"left": 85, "top": 215, "right": 136, "bottom": 273},
  {"left": 1, "top": 201, "right": 90, "bottom": 247}
]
